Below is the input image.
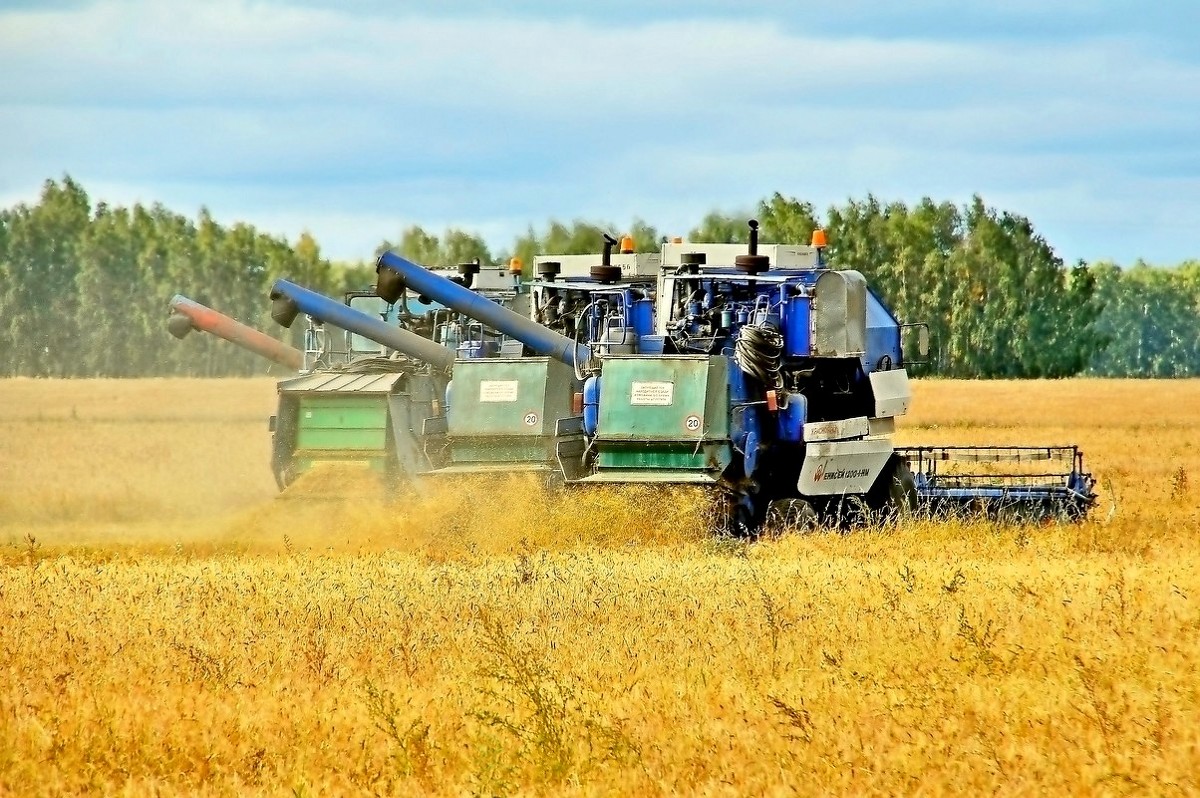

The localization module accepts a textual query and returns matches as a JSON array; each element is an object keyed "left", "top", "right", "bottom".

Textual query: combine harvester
[
  {"left": 264, "top": 262, "right": 530, "bottom": 490},
  {"left": 167, "top": 294, "right": 303, "bottom": 371},
  {"left": 373, "top": 223, "right": 1096, "bottom": 532},
  {"left": 580, "top": 222, "right": 1095, "bottom": 527},
  {"left": 266, "top": 279, "right": 456, "bottom": 490},
  {"left": 376, "top": 253, "right": 589, "bottom": 478},
  {"left": 373, "top": 237, "right": 661, "bottom": 478}
]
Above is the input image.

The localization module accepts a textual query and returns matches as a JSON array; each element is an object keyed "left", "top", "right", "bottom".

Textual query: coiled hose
[{"left": 733, "top": 324, "right": 784, "bottom": 392}]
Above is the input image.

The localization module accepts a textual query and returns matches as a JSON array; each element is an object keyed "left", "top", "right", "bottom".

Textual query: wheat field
[{"left": 1, "top": 377, "right": 1198, "bottom": 796}]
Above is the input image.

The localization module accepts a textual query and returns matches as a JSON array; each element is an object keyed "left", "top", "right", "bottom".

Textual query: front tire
[{"left": 866, "top": 454, "right": 917, "bottom": 523}]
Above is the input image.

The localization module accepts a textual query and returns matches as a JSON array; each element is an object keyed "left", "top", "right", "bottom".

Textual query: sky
[{"left": 1, "top": 0, "right": 1198, "bottom": 266}]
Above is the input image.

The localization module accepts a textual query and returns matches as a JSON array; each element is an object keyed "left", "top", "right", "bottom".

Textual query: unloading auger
[{"left": 168, "top": 294, "right": 304, "bottom": 371}]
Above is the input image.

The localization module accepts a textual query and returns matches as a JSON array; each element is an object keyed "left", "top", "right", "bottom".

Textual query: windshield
[
  {"left": 346, "top": 295, "right": 394, "bottom": 353},
  {"left": 345, "top": 294, "right": 448, "bottom": 353}
]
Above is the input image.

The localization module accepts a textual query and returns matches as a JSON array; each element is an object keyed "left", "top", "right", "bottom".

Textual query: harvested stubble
[{"left": 1, "top": 377, "right": 1199, "bottom": 796}]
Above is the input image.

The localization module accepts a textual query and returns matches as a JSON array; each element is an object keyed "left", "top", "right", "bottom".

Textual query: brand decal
[{"left": 813, "top": 461, "right": 871, "bottom": 482}]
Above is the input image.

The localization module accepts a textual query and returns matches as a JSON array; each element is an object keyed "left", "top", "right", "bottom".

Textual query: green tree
[
  {"left": 75, "top": 203, "right": 144, "bottom": 376},
  {"left": 0, "top": 177, "right": 91, "bottom": 376},
  {"left": 688, "top": 210, "right": 750, "bottom": 243},
  {"left": 441, "top": 229, "right": 494, "bottom": 268},
  {"left": 757, "top": 193, "right": 818, "bottom": 245},
  {"left": 396, "top": 225, "right": 441, "bottom": 266},
  {"left": 1088, "top": 261, "right": 1200, "bottom": 376}
]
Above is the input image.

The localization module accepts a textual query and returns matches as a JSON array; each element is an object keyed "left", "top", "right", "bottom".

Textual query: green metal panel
[
  {"left": 296, "top": 395, "right": 390, "bottom": 451},
  {"left": 596, "top": 356, "right": 729, "bottom": 441},
  {"left": 598, "top": 446, "right": 707, "bottom": 469},
  {"left": 387, "top": 373, "right": 443, "bottom": 476},
  {"left": 449, "top": 440, "right": 547, "bottom": 464},
  {"left": 447, "top": 357, "right": 575, "bottom": 438},
  {"left": 296, "top": 455, "right": 387, "bottom": 472},
  {"left": 296, "top": 427, "right": 388, "bottom": 450}
]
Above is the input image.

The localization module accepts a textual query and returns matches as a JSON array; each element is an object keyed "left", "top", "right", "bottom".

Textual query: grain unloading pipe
[
  {"left": 168, "top": 294, "right": 304, "bottom": 371},
  {"left": 268, "top": 279, "right": 456, "bottom": 372},
  {"left": 376, "top": 251, "right": 593, "bottom": 369}
]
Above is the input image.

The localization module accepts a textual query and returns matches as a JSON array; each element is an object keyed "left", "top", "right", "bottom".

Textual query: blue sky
[{"left": 2, "top": 0, "right": 1198, "bottom": 265}]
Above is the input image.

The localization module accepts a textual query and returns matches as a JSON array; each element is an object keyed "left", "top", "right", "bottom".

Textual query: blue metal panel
[
  {"left": 457, "top": 340, "right": 498, "bottom": 359},
  {"left": 583, "top": 375, "right": 601, "bottom": 437},
  {"left": 864, "top": 288, "right": 902, "bottom": 373},
  {"left": 777, "top": 392, "right": 807, "bottom": 442},
  {"left": 631, "top": 298, "right": 654, "bottom": 338},
  {"left": 638, "top": 335, "right": 667, "bottom": 355},
  {"left": 783, "top": 295, "right": 811, "bottom": 357}
]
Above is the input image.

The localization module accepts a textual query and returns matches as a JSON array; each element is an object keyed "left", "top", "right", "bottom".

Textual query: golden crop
[{"left": 1, "top": 378, "right": 1198, "bottom": 796}]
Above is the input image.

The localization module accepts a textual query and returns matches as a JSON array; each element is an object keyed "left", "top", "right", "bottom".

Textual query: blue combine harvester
[
  {"left": 553, "top": 221, "right": 921, "bottom": 529},
  {"left": 365, "top": 223, "right": 1096, "bottom": 531}
]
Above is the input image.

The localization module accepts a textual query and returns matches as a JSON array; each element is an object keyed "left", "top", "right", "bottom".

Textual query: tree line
[{"left": 1, "top": 177, "right": 1196, "bottom": 378}]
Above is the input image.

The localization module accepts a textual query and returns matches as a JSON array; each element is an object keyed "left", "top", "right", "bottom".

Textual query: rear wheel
[{"left": 763, "top": 498, "right": 819, "bottom": 534}]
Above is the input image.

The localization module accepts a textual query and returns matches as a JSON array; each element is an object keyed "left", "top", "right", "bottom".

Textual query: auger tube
[
  {"left": 376, "top": 251, "right": 593, "bottom": 368},
  {"left": 268, "top": 279, "right": 456, "bottom": 371},
  {"left": 168, "top": 294, "right": 304, "bottom": 370}
]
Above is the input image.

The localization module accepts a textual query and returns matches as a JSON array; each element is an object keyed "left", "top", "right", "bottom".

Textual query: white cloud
[{"left": 1, "top": 0, "right": 1198, "bottom": 264}]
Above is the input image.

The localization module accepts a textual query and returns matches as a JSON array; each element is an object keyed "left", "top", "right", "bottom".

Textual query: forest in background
[{"left": 1, "top": 176, "right": 1197, "bottom": 377}]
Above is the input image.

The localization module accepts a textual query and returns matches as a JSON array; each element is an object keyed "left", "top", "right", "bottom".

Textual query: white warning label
[
  {"left": 630, "top": 381, "right": 675, "bottom": 406},
  {"left": 479, "top": 380, "right": 520, "bottom": 402}
]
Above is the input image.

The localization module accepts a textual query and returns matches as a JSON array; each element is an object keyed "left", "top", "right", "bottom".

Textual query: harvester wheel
[
  {"left": 866, "top": 454, "right": 918, "bottom": 523},
  {"left": 719, "top": 483, "right": 768, "bottom": 537},
  {"left": 272, "top": 464, "right": 292, "bottom": 492},
  {"left": 763, "top": 498, "right": 819, "bottom": 534}
]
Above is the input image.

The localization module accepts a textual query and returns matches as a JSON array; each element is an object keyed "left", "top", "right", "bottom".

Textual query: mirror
[{"left": 900, "top": 323, "right": 931, "bottom": 362}]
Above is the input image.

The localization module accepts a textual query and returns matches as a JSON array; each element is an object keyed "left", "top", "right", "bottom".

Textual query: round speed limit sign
[
  {"left": 523, "top": 412, "right": 539, "bottom": 427},
  {"left": 684, "top": 414, "right": 702, "bottom": 431}
]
